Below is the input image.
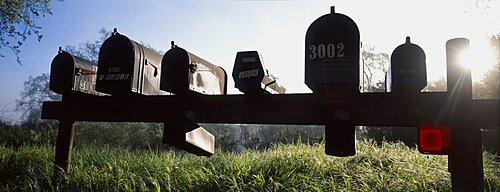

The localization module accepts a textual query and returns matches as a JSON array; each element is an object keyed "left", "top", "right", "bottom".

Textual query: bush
[
  {"left": 357, "top": 126, "right": 418, "bottom": 147},
  {"left": 74, "top": 122, "right": 164, "bottom": 149},
  {"left": 0, "top": 119, "right": 342, "bottom": 152},
  {"left": 0, "top": 120, "right": 57, "bottom": 147}
]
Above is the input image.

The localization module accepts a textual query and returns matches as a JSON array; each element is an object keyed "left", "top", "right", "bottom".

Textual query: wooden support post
[
  {"left": 54, "top": 118, "right": 76, "bottom": 174},
  {"left": 162, "top": 122, "right": 170, "bottom": 144},
  {"left": 325, "top": 122, "right": 356, "bottom": 157},
  {"left": 446, "top": 38, "right": 484, "bottom": 191},
  {"left": 449, "top": 125, "right": 484, "bottom": 191}
]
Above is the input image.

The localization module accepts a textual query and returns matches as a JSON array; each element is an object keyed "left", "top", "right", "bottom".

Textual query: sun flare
[{"left": 457, "top": 38, "right": 497, "bottom": 78}]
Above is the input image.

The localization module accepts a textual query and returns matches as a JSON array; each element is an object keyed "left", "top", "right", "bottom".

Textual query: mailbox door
[
  {"left": 161, "top": 47, "right": 190, "bottom": 94},
  {"left": 188, "top": 53, "right": 227, "bottom": 95},
  {"left": 232, "top": 51, "right": 265, "bottom": 91},
  {"left": 96, "top": 34, "right": 135, "bottom": 95},
  {"left": 390, "top": 37, "right": 427, "bottom": 94},
  {"left": 50, "top": 51, "right": 76, "bottom": 95},
  {"left": 72, "top": 56, "right": 98, "bottom": 93}
]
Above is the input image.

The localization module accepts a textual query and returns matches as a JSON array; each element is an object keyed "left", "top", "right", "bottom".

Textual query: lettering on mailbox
[
  {"left": 308, "top": 43, "right": 345, "bottom": 60},
  {"left": 98, "top": 73, "right": 130, "bottom": 81},
  {"left": 238, "top": 69, "right": 259, "bottom": 79}
]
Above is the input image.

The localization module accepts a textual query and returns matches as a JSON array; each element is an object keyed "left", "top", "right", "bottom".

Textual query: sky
[{"left": 1, "top": 0, "right": 499, "bottom": 121}]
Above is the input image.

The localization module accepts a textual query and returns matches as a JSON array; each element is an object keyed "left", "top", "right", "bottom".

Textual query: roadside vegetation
[{"left": 0, "top": 139, "right": 499, "bottom": 191}]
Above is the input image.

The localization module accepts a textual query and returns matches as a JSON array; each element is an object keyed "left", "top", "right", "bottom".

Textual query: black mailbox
[
  {"left": 305, "top": 6, "right": 359, "bottom": 157},
  {"left": 232, "top": 51, "right": 286, "bottom": 94},
  {"left": 49, "top": 48, "right": 105, "bottom": 95},
  {"left": 96, "top": 29, "right": 169, "bottom": 95},
  {"left": 160, "top": 42, "right": 227, "bottom": 95},
  {"left": 387, "top": 36, "right": 427, "bottom": 94},
  {"left": 305, "top": 6, "right": 361, "bottom": 94}
]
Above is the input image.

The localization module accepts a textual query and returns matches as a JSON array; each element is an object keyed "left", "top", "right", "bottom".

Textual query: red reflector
[{"left": 418, "top": 123, "right": 451, "bottom": 154}]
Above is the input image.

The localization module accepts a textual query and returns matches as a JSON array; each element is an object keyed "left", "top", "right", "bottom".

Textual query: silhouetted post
[
  {"left": 446, "top": 38, "right": 484, "bottom": 191},
  {"left": 325, "top": 122, "right": 356, "bottom": 156},
  {"left": 54, "top": 117, "right": 76, "bottom": 174},
  {"left": 53, "top": 115, "right": 76, "bottom": 190}
]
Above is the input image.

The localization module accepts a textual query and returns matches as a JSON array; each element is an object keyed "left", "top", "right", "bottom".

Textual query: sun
[
  {"left": 457, "top": 37, "right": 497, "bottom": 79},
  {"left": 457, "top": 47, "right": 474, "bottom": 70}
]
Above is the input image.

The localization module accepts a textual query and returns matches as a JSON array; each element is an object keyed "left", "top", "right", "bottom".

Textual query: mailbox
[
  {"left": 96, "top": 29, "right": 169, "bottom": 95},
  {"left": 232, "top": 51, "right": 286, "bottom": 94},
  {"left": 305, "top": 6, "right": 359, "bottom": 157},
  {"left": 49, "top": 48, "right": 104, "bottom": 95},
  {"left": 305, "top": 6, "right": 361, "bottom": 94},
  {"left": 388, "top": 36, "right": 427, "bottom": 94},
  {"left": 160, "top": 42, "right": 227, "bottom": 95}
]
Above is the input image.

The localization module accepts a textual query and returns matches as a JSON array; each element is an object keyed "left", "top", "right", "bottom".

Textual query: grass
[{"left": 0, "top": 140, "right": 499, "bottom": 191}]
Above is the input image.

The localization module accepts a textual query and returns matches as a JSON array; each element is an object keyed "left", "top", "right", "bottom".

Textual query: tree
[
  {"left": 63, "top": 28, "right": 111, "bottom": 63},
  {"left": 474, "top": 64, "right": 499, "bottom": 99},
  {"left": 424, "top": 76, "right": 446, "bottom": 92},
  {"left": 1, "top": 0, "right": 61, "bottom": 65},
  {"left": 362, "top": 44, "right": 389, "bottom": 92},
  {"left": 16, "top": 73, "right": 60, "bottom": 122},
  {"left": 474, "top": 34, "right": 499, "bottom": 99},
  {"left": 468, "top": 0, "right": 495, "bottom": 15}
]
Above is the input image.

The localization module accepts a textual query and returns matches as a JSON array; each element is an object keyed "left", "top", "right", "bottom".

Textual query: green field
[{"left": 0, "top": 140, "right": 499, "bottom": 191}]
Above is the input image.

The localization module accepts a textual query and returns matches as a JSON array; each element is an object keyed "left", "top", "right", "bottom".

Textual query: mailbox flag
[{"left": 418, "top": 123, "right": 451, "bottom": 154}]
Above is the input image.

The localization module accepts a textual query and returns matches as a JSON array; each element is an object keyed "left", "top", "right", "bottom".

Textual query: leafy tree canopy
[
  {"left": 0, "top": 0, "right": 60, "bottom": 65},
  {"left": 362, "top": 44, "right": 389, "bottom": 92},
  {"left": 474, "top": 34, "right": 499, "bottom": 99}
]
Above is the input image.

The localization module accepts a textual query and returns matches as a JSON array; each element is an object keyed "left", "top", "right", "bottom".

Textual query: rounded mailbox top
[
  {"left": 98, "top": 32, "right": 135, "bottom": 68},
  {"left": 391, "top": 36, "right": 426, "bottom": 64},
  {"left": 390, "top": 36, "right": 427, "bottom": 93},
  {"left": 306, "top": 8, "right": 359, "bottom": 43}
]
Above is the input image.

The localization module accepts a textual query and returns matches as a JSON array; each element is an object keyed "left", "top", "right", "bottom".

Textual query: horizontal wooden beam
[{"left": 42, "top": 93, "right": 498, "bottom": 128}]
